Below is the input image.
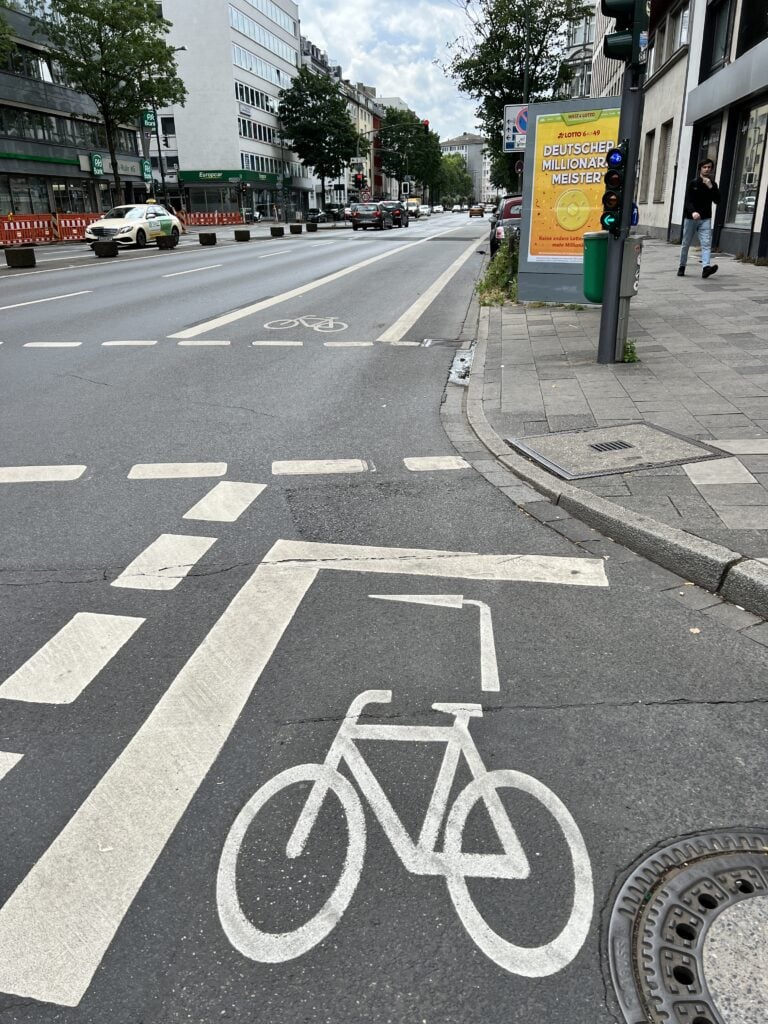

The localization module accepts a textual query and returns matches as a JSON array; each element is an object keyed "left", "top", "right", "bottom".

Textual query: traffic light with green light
[
  {"left": 601, "top": 0, "right": 649, "bottom": 66},
  {"left": 601, "top": 141, "right": 629, "bottom": 237}
]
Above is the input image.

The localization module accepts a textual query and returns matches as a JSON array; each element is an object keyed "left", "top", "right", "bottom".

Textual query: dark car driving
[
  {"left": 350, "top": 202, "right": 394, "bottom": 230},
  {"left": 307, "top": 208, "right": 328, "bottom": 223},
  {"left": 379, "top": 201, "right": 409, "bottom": 227}
]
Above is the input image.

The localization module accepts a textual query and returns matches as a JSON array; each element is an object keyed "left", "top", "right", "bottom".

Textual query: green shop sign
[
  {"left": 89, "top": 152, "right": 104, "bottom": 175},
  {"left": 178, "top": 169, "right": 287, "bottom": 186},
  {"left": 141, "top": 109, "right": 157, "bottom": 129},
  {"left": 140, "top": 158, "right": 152, "bottom": 182}
]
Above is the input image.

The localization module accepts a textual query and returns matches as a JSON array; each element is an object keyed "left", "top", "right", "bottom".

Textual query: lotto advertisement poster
[{"left": 528, "top": 107, "right": 621, "bottom": 262}]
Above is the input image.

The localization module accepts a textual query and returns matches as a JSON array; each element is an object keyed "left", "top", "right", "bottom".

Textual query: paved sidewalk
[{"left": 464, "top": 237, "right": 768, "bottom": 623}]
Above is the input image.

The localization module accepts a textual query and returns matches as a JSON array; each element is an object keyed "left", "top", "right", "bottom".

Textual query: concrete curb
[{"left": 463, "top": 304, "right": 768, "bottom": 619}]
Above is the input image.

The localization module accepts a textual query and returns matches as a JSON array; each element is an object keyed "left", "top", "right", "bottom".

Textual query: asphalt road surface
[{"left": 1, "top": 218, "right": 766, "bottom": 1023}]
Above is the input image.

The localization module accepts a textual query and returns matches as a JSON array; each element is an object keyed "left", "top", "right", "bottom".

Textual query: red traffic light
[{"left": 422, "top": 119, "right": 429, "bottom": 133}]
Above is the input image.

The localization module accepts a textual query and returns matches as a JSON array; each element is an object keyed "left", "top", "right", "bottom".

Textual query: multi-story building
[
  {"left": 0, "top": 7, "right": 144, "bottom": 215},
  {"left": 154, "top": 0, "right": 312, "bottom": 220},
  {"left": 439, "top": 133, "right": 485, "bottom": 202},
  {"left": 564, "top": 13, "right": 595, "bottom": 98},
  {"left": 591, "top": 6, "right": 624, "bottom": 98}
]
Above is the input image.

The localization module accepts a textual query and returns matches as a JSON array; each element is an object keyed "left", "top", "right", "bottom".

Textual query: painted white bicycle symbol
[
  {"left": 264, "top": 315, "right": 348, "bottom": 333},
  {"left": 217, "top": 595, "right": 593, "bottom": 977}
]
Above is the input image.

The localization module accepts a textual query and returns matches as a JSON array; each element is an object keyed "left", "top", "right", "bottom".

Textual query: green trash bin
[{"left": 583, "top": 230, "right": 609, "bottom": 304}]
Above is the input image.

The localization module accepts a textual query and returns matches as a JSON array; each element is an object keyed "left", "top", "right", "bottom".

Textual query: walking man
[{"left": 678, "top": 158, "right": 720, "bottom": 279}]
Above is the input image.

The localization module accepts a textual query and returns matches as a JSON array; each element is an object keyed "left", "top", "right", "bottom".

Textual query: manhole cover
[
  {"left": 505, "top": 422, "right": 722, "bottom": 479},
  {"left": 607, "top": 829, "right": 768, "bottom": 1024}
]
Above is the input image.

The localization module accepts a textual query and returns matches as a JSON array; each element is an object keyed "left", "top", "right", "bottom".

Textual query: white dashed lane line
[
  {"left": 271, "top": 458, "right": 369, "bottom": 475},
  {"left": 23, "top": 342, "right": 82, "bottom": 348},
  {"left": 404, "top": 456, "right": 471, "bottom": 471},
  {"left": 183, "top": 481, "right": 267, "bottom": 522},
  {"left": 127, "top": 462, "right": 227, "bottom": 479},
  {"left": 102, "top": 340, "right": 157, "bottom": 347},
  {"left": 0, "top": 465, "right": 86, "bottom": 483}
]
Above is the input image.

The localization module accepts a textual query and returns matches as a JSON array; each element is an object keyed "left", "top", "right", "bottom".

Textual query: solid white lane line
[
  {"left": 111, "top": 533, "right": 216, "bottom": 590},
  {"left": 162, "top": 264, "right": 222, "bottom": 279},
  {"left": 23, "top": 342, "right": 82, "bottom": 348},
  {"left": 177, "top": 339, "right": 231, "bottom": 346},
  {"left": 0, "top": 465, "right": 85, "bottom": 483},
  {"left": 0, "top": 613, "right": 144, "bottom": 705},
  {"left": 0, "top": 291, "right": 91, "bottom": 312},
  {"left": 378, "top": 235, "right": 481, "bottom": 343},
  {"left": 128, "top": 462, "right": 227, "bottom": 479},
  {"left": 169, "top": 229, "right": 467, "bottom": 338},
  {"left": 0, "top": 751, "right": 23, "bottom": 783},
  {"left": 404, "top": 456, "right": 471, "bottom": 471},
  {"left": 102, "top": 340, "right": 157, "bottom": 347},
  {"left": 323, "top": 341, "right": 373, "bottom": 348},
  {"left": 257, "top": 249, "right": 292, "bottom": 259},
  {"left": 0, "top": 558, "right": 317, "bottom": 1007},
  {"left": 271, "top": 458, "right": 368, "bottom": 475},
  {"left": 183, "top": 481, "right": 266, "bottom": 522},
  {"left": 251, "top": 340, "right": 303, "bottom": 346}
]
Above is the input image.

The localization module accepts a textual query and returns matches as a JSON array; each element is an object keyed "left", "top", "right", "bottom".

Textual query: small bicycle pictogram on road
[{"left": 264, "top": 315, "right": 348, "bottom": 333}]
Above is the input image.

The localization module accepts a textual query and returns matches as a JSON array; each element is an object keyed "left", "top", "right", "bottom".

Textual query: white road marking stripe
[
  {"left": 0, "top": 538, "right": 606, "bottom": 1006},
  {"left": 111, "top": 533, "right": 216, "bottom": 590},
  {"left": 162, "top": 264, "right": 222, "bottom": 278},
  {"left": 271, "top": 459, "right": 368, "bottom": 475},
  {"left": 323, "top": 341, "right": 373, "bottom": 347},
  {"left": 177, "top": 339, "right": 231, "bottom": 346},
  {"left": 378, "top": 236, "right": 480, "bottom": 343},
  {"left": 252, "top": 340, "right": 303, "bottom": 346},
  {"left": 0, "top": 751, "right": 23, "bottom": 783},
  {"left": 404, "top": 456, "right": 471, "bottom": 471},
  {"left": 169, "top": 231, "right": 460, "bottom": 338},
  {"left": 0, "top": 613, "right": 144, "bottom": 705},
  {"left": 257, "top": 249, "right": 292, "bottom": 259},
  {"left": 23, "top": 342, "right": 82, "bottom": 348},
  {"left": 102, "top": 340, "right": 157, "bottom": 347},
  {"left": 0, "top": 465, "right": 85, "bottom": 483},
  {"left": 183, "top": 481, "right": 266, "bottom": 522},
  {"left": 309, "top": 241, "right": 336, "bottom": 247},
  {"left": 0, "top": 291, "right": 91, "bottom": 312},
  {"left": 128, "top": 462, "right": 227, "bottom": 479}
]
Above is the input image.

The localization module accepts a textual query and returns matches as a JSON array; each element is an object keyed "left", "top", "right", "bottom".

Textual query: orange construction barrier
[
  {"left": 0, "top": 214, "right": 55, "bottom": 246},
  {"left": 186, "top": 212, "right": 244, "bottom": 226},
  {"left": 56, "top": 213, "right": 101, "bottom": 241}
]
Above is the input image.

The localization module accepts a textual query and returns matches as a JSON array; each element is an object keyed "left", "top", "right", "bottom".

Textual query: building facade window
[
  {"left": 235, "top": 80, "right": 277, "bottom": 113},
  {"left": 639, "top": 130, "right": 655, "bottom": 203},
  {"left": 701, "top": 0, "right": 733, "bottom": 78},
  {"left": 0, "top": 105, "right": 137, "bottom": 153},
  {"left": 725, "top": 101, "right": 768, "bottom": 228},
  {"left": 232, "top": 43, "right": 285, "bottom": 86},
  {"left": 241, "top": 0, "right": 296, "bottom": 36},
  {"left": 1, "top": 44, "right": 67, "bottom": 85},
  {"left": 736, "top": 0, "right": 768, "bottom": 57},
  {"left": 653, "top": 119, "right": 673, "bottom": 202},
  {"left": 229, "top": 5, "right": 297, "bottom": 65}
]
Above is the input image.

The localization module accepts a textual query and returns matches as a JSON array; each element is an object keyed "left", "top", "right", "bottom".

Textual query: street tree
[
  {"left": 28, "top": 0, "right": 186, "bottom": 202},
  {"left": 444, "top": 0, "right": 590, "bottom": 189},
  {"left": 437, "top": 153, "right": 474, "bottom": 207},
  {"left": 279, "top": 67, "right": 367, "bottom": 207},
  {"left": 378, "top": 107, "right": 441, "bottom": 199}
]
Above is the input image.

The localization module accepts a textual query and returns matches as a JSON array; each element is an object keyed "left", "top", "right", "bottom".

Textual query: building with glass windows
[
  {"left": 0, "top": 7, "right": 144, "bottom": 216},
  {"left": 154, "top": 0, "right": 312, "bottom": 220}
]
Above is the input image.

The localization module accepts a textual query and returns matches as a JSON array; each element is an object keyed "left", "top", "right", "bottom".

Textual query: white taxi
[{"left": 84, "top": 203, "right": 182, "bottom": 248}]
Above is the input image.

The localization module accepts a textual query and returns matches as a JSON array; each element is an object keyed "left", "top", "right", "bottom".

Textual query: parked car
[
  {"left": 380, "top": 201, "right": 409, "bottom": 227},
  {"left": 307, "top": 208, "right": 328, "bottom": 223},
  {"left": 418, "top": 204, "right": 431, "bottom": 217},
  {"left": 324, "top": 203, "right": 346, "bottom": 221},
  {"left": 350, "top": 202, "right": 394, "bottom": 230},
  {"left": 451, "top": 204, "right": 462, "bottom": 213},
  {"left": 469, "top": 205, "right": 484, "bottom": 217},
  {"left": 432, "top": 204, "right": 444, "bottom": 213},
  {"left": 489, "top": 195, "right": 522, "bottom": 256},
  {"left": 84, "top": 203, "right": 181, "bottom": 248}
]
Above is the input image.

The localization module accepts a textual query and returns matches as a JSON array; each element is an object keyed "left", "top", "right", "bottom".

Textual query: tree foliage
[
  {"left": 444, "top": 0, "right": 590, "bottom": 190},
  {"left": 29, "top": 0, "right": 187, "bottom": 200},
  {"left": 0, "top": 5, "right": 16, "bottom": 62},
  {"left": 378, "top": 107, "right": 442, "bottom": 196},
  {"left": 279, "top": 68, "right": 367, "bottom": 205},
  {"left": 436, "top": 153, "right": 474, "bottom": 205}
]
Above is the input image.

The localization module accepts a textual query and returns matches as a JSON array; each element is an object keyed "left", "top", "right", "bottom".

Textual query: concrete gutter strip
[{"left": 465, "top": 306, "right": 768, "bottom": 618}]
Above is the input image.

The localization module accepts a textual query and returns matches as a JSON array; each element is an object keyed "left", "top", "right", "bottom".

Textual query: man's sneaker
[
  {"left": 677, "top": 266, "right": 685, "bottom": 276},
  {"left": 702, "top": 265, "right": 719, "bottom": 279}
]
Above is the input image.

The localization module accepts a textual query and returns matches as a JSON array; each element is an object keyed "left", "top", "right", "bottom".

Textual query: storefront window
[
  {"left": 695, "top": 116, "right": 721, "bottom": 170},
  {"left": 726, "top": 101, "right": 768, "bottom": 228}
]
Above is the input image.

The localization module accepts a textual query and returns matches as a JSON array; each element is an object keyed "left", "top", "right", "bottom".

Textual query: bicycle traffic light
[
  {"left": 600, "top": 140, "right": 629, "bottom": 238},
  {"left": 601, "top": 0, "right": 649, "bottom": 66}
]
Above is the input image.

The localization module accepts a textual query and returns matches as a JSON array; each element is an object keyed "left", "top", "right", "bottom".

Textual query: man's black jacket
[{"left": 684, "top": 175, "right": 720, "bottom": 220}]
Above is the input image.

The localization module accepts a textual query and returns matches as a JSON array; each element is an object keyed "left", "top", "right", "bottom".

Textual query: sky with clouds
[{"left": 298, "top": 0, "right": 482, "bottom": 142}]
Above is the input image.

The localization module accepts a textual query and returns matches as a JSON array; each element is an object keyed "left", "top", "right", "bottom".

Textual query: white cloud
[{"left": 299, "top": 0, "right": 482, "bottom": 141}]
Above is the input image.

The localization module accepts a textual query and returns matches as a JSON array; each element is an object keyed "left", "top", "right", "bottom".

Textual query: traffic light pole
[{"left": 597, "top": 65, "right": 645, "bottom": 364}]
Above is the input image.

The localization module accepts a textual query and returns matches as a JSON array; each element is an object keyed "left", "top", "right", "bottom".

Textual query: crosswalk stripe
[
  {"left": 111, "top": 533, "right": 216, "bottom": 590},
  {"left": 0, "top": 613, "right": 144, "bottom": 705},
  {"left": 182, "top": 481, "right": 266, "bottom": 522},
  {"left": 0, "top": 465, "right": 86, "bottom": 483},
  {"left": 404, "top": 456, "right": 471, "bottom": 471},
  {"left": 0, "top": 558, "right": 317, "bottom": 1007},
  {"left": 127, "top": 463, "right": 227, "bottom": 480},
  {"left": 272, "top": 458, "right": 368, "bottom": 475},
  {"left": 0, "top": 751, "right": 22, "bottom": 784}
]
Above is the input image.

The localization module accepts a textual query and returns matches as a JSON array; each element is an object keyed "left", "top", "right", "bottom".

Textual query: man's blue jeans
[{"left": 680, "top": 217, "right": 712, "bottom": 268}]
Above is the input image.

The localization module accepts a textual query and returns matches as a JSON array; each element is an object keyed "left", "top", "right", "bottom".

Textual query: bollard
[
  {"left": 289, "top": 224, "right": 302, "bottom": 235},
  {"left": 307, "top": 222, "right": 318, "bottom": 232},
  {"left": 270, "top": 225, "right": 285, "bottom": 238},
  {"left": 234, "top": 229, "right": 251, "bottom": 242},
  {"left": 156, "top": 235, "right": 176, "bottom": 250},
  {"left": 199, "top": 232, "right": 217, "bottom": 246},
  {"left": 93, "top": 240, "right": 119, "bottom": 258},
  {"left": 5, "top": 246, "right": 36, "bottom": 268}
]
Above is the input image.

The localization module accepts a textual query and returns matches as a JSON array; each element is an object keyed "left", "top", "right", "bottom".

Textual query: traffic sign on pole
[{"left": 503, "top": 104, "right": 528, "bottom": 153}]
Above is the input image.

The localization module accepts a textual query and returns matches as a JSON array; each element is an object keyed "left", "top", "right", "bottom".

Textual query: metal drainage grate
[
  {"left": 607, "top": 828, "right": 768, "bottom": 1024},
  {"left": 590, "top": 439, "right": 635, "bottom": 453}
]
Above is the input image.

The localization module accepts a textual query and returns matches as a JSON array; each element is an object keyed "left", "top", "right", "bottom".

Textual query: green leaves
[
  {"left": 279, "top": 68, "right": 364, "bottom": 188},
  {"left": 378, "top": 107, "right": 441, "bottom": 191}
]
